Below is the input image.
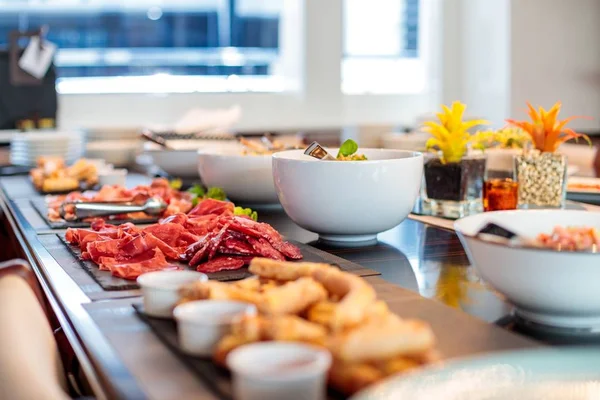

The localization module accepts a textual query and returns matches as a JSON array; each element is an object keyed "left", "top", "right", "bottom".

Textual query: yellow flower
[
  {"left": 506, "top": 102, "right": 591, "bottom": 153},
  {"left": 423, "top": 101, "right": 489, "bottom": 163}
]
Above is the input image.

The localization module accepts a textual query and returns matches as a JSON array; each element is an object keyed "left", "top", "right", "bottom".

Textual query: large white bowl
[
  {"left": 454, "top": 210, "right": 600, "bottom": 329},
  {"left": 272, "top": 149, "right": 423, "bottom": 244},
  {"left": 198, "top": 149, "right": 278, "bottom": 205}
]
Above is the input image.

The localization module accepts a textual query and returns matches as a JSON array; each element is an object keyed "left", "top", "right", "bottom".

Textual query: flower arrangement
[
  {"left": 423, "top": 101, "right": 488, "bottom": 163},
  {"left": 471, "top": 128, "right": 531, "bottom": 151},
  {"left": 506, "top": 102, "right": 590, "bottom": 153}
]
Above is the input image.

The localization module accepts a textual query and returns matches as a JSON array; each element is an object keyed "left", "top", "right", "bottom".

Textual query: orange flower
[{"left": 506, "top": 102, "right": 591, "bottom": 153}]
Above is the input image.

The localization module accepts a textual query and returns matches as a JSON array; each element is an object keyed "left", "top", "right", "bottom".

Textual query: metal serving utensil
[
  {"left": 304, "top": 141, "right": 336, "bottom": 160},
  {"left": 60, "top": 198, "right": 167, "bottom": 220},
  {"left": 141, "top": 129, "right": 173, "bottom": 150}
]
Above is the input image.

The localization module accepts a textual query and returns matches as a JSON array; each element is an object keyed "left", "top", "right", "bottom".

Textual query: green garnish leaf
[
  {"left": 187, "top": 184, "right": 206, "bottom": 197},
  {"left": 337, "top": 139, "right": 359, "bottom": 158},
  {"left": 206, "top": 187, "right": 227, "bottom": 201},
  {"left": 234, "top": 206, "right": 258, "bottom": 221},
  {"left": 169, "top": 178, "right": 183, "bottom": 190},
  {"left": 191, "top": 196, "right": 200, "bottom": 206}
]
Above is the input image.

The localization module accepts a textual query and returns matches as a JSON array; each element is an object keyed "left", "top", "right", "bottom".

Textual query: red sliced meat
[
  {"left": 160, "top": 213, "right": 188, "bottom": 226},
  {"left": 219, "top": 237, "right": 256, "bottom": 255},
  {"left": 188, "top": 199, "right": 234, "bottom": 217},
  {"left": 207, "top": 222, "right": 232, "bottom": 260},
  {"left": 196, "top": 256, "right": 247, "bottom": 273},
  {"left": 247, "top": 237, "right": 285, "bottom": 261},
  {"left": 119, "top": 233, "right": 179, "bottom": 260},
  {"left": 87, "top": 236, "right": 133, "bottom": 262},
  {"left": 143, "top": 223, "right": 200, "bottom": 249},
  {"left": 99, "top": 248, "right": 178, "bottom": 280}
]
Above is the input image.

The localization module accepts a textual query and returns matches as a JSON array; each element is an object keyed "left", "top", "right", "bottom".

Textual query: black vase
[{"left": 423, "top": 154, "right": 487, "bottom": 217}]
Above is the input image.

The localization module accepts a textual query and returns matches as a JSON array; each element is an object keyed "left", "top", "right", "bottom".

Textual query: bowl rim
[
  {"left": 197, "top": 148, "right": 271, "bottom": 158},
  {"left": 454, "top": 209, "right": 600, "bottom": 256},
  {"left": 272, "top": 148, "right": 423, "bottom": 164}
]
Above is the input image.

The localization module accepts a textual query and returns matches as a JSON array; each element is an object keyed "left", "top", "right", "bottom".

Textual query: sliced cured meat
[
  {"left": 119, "top": 233, "right": 180, "bottom": 260},
  {"left": 87, "top": 236, "right": 132, "bottom": 262},
  {"left": 160, "top": 213, "right": 188, "bottom": 226},
  {"left": 247, "top": 237, "right": 286, "bottom": 261},
  {"left": 99, "top": 248, "right": 178, "bottom": 280},
  {"left": 143, "top": 223, "right": 200, "bottom": 249},
  {"left": 219, "top": 237, "right": 256, "bottom": 255},
  {"left": 207, "top": 222, "right": 232, "bottom": 260},
  {"left": 196, "top": 256, "right": 247, "bottom": 273},
  {"left": 188, "top": 198, "right": 234, "bottom": 217}
]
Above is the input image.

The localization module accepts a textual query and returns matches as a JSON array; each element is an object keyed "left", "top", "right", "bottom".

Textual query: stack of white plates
[{"left": 10, "top": 130, "right": 85, "bottom": 166}]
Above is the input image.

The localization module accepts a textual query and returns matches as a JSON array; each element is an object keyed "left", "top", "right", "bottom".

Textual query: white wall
[
  {"left": 510, "top": 0, "right": 600, "bottom": 131},
  {"left": 446, "top": 0, "right": 600, "bottom": 131}
]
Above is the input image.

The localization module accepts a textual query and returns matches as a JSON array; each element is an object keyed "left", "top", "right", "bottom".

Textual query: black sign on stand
[{"left": 0, "top": 28, "right": 58, "bottom": 130}]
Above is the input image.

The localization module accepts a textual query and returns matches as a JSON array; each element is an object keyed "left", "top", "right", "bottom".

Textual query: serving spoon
[
  {"left": 304, "top": 141, "right": 336, "bottom": 160},
  {"left": 60, "top": 198, "right": 167, "bottom": 220}
]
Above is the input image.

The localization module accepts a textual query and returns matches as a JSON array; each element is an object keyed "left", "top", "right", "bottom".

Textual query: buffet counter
[{"left": 0, "top": 175, "right": 541, "bottom": 400}]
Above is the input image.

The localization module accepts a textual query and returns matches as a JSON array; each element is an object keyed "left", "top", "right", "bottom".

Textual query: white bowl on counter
[
  {"left": 137, "top": 270, "right": 208, "bottom": 318},
  {"left": 227, "top": 342, "right": 332, "bottom": 400},
  {"left": 198, "top": 149, "right": 278, "bottom": 205},
  {"left": 145, "top": 149, "right": 199, "bottom": 178},
  {"left": 85, "top": 140, "right": 141, "bottom": 167},
  {"left": 174, "top": 300, "right": 256, "bottom": 357},
  {"left": 272, "top": 149, "right": 423, "bottom": 244},
  {"left": 454, "top": 210, "right": 600, "bottom": 330}
]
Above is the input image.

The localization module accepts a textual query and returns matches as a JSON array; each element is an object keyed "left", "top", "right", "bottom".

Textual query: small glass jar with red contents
[{"left": 483, "top": 178, "right": 518, "bottom": 212}]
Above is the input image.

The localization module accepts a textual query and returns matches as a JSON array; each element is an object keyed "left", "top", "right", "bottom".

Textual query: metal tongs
[
  {"left": 475, "top": 223, "right": 538, "bottom": 248},
  {"left": 59, "top": 198, "right": 167, "bottom": 221}
]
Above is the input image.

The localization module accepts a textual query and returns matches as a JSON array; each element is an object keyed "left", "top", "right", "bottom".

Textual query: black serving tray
[{"left": 58, "top": 234, "right": 380, "bottom": 292}]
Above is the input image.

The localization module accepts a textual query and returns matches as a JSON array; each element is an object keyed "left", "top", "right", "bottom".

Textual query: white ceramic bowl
[
  {"left": 137, "top": 270, "right": 208, "bottom": 318},
  {"left": 145, "top": 149, "right": 200, "bottom": 178},
  {"left": 198, "top": 149, "right": 278, "bottom": 205},
  {"left": 174, "top": 300, "right": 256, "bottom": 357},
  {"left": 227, "top": 342, "right": 332, "bottom": 400},
  {"left": 454, "top": 210, "right": 600, "bottom": 329},
  {"left": 272, "top": 149, "right": 423, "bottom": 244}
]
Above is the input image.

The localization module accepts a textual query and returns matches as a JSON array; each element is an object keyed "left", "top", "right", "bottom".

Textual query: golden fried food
[
  {"left": 327, "top": 315, "right": 435, "bottom": 363},
  {"left": 250, "top": 258, "right": 376, "bottom": 331},
  {"left": 261, "top": 277, "right": 327, "bottom": 315},
  {"left": 177, "top": 258, "right": 440, "bottom": 396},
  {"left": 234, "top": 314, "right": 327, "bottom": 344},
  {"left": 328, "top": 361, "right": 383, "bottom": 395},
  {"left": 41, "top": 177, "right": 79, "bottom": 193},
  {"left": 30, "top": 157, "right": 98, "bottom": 193}
]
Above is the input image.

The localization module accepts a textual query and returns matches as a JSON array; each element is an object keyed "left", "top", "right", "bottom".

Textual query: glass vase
[
  {"left": 514, "top": 151, "right": 567, "bottom": 209},
  {"left": 423, "top": 153, "right": 487, "bottom": 218}
]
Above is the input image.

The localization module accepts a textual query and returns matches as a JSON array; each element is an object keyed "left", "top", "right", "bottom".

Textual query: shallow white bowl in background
[
  {"left": 174, "top": 300, "right": 256, "bottom": 356},
  {"left": 272, "top": 149, "right": 423, "bottom": 244},
  {"left": 227, "top": 342, "right": 332, "bottom": 400},
  {"left": 86, "top": 140, "right": 141, "bottom": 167},
  {"left": 145, "top": 149, "right": 199, "bottom": 178},
  {"left": 137, "top": 270, "right": 208, "bottom": 318},
  {"left": 198, "top": 149, "right": 278, "bottom": 204},
  {"left": 454, "top": 210, "right": 600, "bottom": 329}
]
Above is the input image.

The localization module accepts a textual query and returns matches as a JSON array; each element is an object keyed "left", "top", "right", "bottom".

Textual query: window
[
  {"left": 342, "top": 0, "right": 425, "bottom": 94},
  {"left": 0, "top": 1, "right": 440, "bottom": 130},
  {"left": 0, "top": 0, "right": 286, "bottom": 93}
]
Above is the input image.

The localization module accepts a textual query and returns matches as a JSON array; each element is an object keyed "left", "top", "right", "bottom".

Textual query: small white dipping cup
[
  {"left": 227, "top": 342, "right": 332, "bottom": 400},
  {"left": 137, "top": 270, "right": 207, "bottom": 318},
  {"left": 174, "top": 300, "right": 257, "bottom": 357}
]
